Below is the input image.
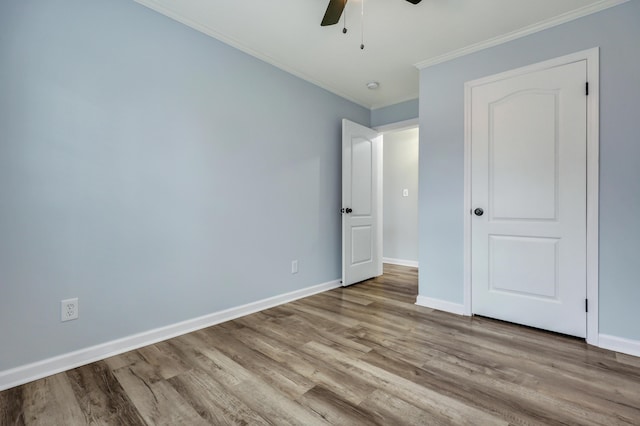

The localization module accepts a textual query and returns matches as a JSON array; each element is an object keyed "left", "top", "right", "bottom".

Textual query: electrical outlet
[
  {"left": 61, "top": 298, "right": 78, "bottom": 322},
  {"left": 291, "top": 260, "right": 299, "bottom": 274}
]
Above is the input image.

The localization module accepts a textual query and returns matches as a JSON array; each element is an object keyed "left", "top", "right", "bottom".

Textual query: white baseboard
[
  {"left": 598, "top": 334, "right": 640, "bottom": 358},
  {"left": 0, "top": 279, "right": 341, "bottom": 391},
  {"left": 415, "top": 295, "right": 466, "bottom": 315},
  {"left": 383, "top": 257, "right": 419, "bottom": 268}
]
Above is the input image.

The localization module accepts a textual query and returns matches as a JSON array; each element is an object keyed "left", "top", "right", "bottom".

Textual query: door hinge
[
  {"left": 585, "top": 298, "right": 589, "bottom": 313},
  {"left": 585, "top": 82, "right": 589, "bottom": 96}
]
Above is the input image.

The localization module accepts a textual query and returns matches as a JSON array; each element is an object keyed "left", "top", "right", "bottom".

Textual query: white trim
[
  {"left": 0, "top": 279, "right": 340, "bottom": 391},
  {"left": 371, "top": 95, "right": 420, "bottom": 112},
  {"left": 376, "top": 133, "right": 384, "bottom": 278},
  {"left": 374, "top": 118, "right": 419, "bottom": 134},
  {"left": 463, "top": 78, "right": 473, "bottom": 316},
  {"left": 585, "top": 50, "right": 600, "bottom": 346},
  {"left": 462, "top": 48, "right": 600, "bottom": 342},
  {"left": 415, "top": 0, "right": 627, "bottom": 70},
  {"left": 383, "top": 257, "right": 419, "bottom": 268},
  {"left": 599, "top": 334, "right": 640, "bottom": 358},
  {"left": 416, "top": 296, "right": 465, "bottom": 316}
]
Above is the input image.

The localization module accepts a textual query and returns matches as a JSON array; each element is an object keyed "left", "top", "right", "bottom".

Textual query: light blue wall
[
  {"left": 419, "top": 1, "right": 640, "bottom": 340},
  {"left": 371, "top": 99, "right": 418, "bottom": 128},
  {"left": 0, "top": 0, "right": 369, "bottom": 370},
  {"left": 383, "top": 128, "right": 419, "bottom": 262}
]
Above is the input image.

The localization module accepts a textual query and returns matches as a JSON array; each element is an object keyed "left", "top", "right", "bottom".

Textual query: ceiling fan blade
[
  {"left": 321, "top": 0, "right": 347, "bottom": 27},
  {"left": 320, "top": 0, "right": 421, "bottom": 27}
]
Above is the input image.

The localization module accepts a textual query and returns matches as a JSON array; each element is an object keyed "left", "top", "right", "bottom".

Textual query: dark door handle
[
  {"left": 474, "top": 208, "right": 484, "bottom": 216},
  {"left": 346, "top": 208, "right": 353, "bottom": 214}
]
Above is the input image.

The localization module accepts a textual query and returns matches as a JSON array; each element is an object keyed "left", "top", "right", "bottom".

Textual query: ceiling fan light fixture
[{"left": 366, "top": 81, "right": 380, "bottom": 90}]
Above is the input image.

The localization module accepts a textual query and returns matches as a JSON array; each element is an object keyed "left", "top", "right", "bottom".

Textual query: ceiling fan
[{"left": 321, "top": 0, "right": 422, "bottom": 26}]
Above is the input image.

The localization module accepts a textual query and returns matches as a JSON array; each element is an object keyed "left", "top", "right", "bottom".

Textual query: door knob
[
  {"left": 474, "top": 208, "right": 484, "bottom": 216},
  {"left": 346, "top": 208, "right": 353, "bottom": 214}
]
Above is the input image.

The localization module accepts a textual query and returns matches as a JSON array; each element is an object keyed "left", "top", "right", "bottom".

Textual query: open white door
[{"left": 342, "top": 119, "right": 383, "bottom": 286}]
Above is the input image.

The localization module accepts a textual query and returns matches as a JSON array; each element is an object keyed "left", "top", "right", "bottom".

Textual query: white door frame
[
  {"left": 462, "top": 47, "right": 600, "bottom": 346},
  {"left": 373, "top": 117, "right": 419, "bottom": 133},
  {"left": 374, "top": 119, "right": 420, "bottom": 268}
]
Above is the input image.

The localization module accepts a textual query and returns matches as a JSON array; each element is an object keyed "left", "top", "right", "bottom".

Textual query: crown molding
[
  {"left": 370, "top": 95, "right": 420, "bottom": 111},
  {"left": 414, "top": 0, "right": 629, "bottom": 70},
  {"left": 374, "top": 118, "right": 419, "bottom": 133},
  {"left": 134, "top": 0, "right": 369, "bottom": 108}
]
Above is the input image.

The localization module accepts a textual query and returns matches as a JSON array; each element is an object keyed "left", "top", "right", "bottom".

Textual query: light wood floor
[{"left": 2, "top": 264, "right": 640, "bottom": 425}]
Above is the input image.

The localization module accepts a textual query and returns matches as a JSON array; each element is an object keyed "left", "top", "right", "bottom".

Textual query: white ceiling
[{"left": 134, "top": 0, "right": 623, "bottom": 109}]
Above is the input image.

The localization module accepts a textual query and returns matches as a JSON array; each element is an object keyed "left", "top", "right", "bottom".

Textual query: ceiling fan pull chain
[
  {"left": 343, "top": 2, "right": 347, "bottom": 34},
  {"left": 360, "top": 0, "right": 365, "bottom": 49}
]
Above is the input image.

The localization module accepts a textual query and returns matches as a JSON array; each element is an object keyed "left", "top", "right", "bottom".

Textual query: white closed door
[
  {"left": 342, "top": 119, "right": 383, "bottom": 286},
  {"left": 471, "top": 60, "right": 587, "bottom": 337}
]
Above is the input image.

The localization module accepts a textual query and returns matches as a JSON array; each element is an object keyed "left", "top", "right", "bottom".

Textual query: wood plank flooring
[{"left": 2, "top": 264, "right": 640, "bottom": 425}]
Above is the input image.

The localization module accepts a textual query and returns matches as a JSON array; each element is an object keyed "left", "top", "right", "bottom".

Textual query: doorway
[
  {"left": 341, "top": 119, "right": 419, "bottom": 286},
  {"left": 382, "top": 127, "right": 419, "bottom": 268}
]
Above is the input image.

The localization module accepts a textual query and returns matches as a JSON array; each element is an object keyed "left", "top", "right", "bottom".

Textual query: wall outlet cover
[{"left": 61, "top": 298, "right": 79, "bottom": 322}]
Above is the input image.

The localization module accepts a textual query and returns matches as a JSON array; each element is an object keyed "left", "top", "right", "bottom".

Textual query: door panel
[
  {"left": 351, "top": 226, "right": 372, "bottom": 265},
  {"left": 490, "top": 91, "right": 559, "bottom": 220},
  {"left": 342, "top": 119, "right": 382, "bottom": 286},
  {"left": 351, "top": 138, "right": 373, "bottom": 215},
  {"left": 471, "top": 60, "right": 587, "bottom": 337},
  {"left": 489, "top": 236, "right": 559, "bottom": 299}
]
